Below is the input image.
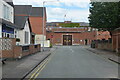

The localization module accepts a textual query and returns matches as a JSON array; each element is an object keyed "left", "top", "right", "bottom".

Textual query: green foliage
[
  {"left": 16, "top": 38, "right": 20, "bottom": 42},
  {"left": 59, "top": 23, "right": 83, "bottom": 27},
  {"left": 50, "top": 43, "right": 52, "bottom": 48},
  {"left": 89, "top": 2, "right": 120, "bottom": 32}
]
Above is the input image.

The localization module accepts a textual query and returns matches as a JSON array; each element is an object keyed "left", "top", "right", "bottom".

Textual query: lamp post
[{"left": 42, "top": 0, "right": 60, "bottom": 51}]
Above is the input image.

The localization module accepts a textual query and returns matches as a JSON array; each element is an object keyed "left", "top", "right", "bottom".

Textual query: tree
[{"left": 89, "top": 2, "right": 120, "bottom": 35}]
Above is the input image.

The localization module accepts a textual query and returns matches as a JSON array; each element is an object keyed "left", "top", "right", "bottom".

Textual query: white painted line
[{"left": 71, "top": 49, "right": 74, "bottom": 53}]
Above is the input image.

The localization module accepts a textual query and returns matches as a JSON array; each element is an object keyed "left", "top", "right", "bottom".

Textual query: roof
[
  {"left": 30, "top": 7, "right": 46, "bottom": 17},
  {"left": 3, "top": 0, "right": 14, "bottom": 7},
  {"left": 14, "top": 5, "right": 32, "bottom": 16},
  {"left": 46, "top": 22, "right": 57, "bottom": 27},
  {"left": 14, "top": 16, "right": 29, "bottom": 29},
  {"left": 0, "top": 18, "right": 20, "bottom": 29},
  {"left": 79, "top": 22, "right": 89, "bottom": 26},
  {"left": 14, "top": 6, "right": 46, "bottom": 17}
]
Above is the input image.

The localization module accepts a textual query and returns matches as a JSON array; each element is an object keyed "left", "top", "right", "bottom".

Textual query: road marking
[
  {"left": 29, "top": 51, "right": 57, "bottom": 80},
  {"left": 33, "top": 53, "right": 55, "bottom": 79},
  {"left": 34, "top": 58, "right": 50, "bottom": 79},
  {"left": 29, "top": 58, "right": 49, "bottom": 80},
  {"left": 70, "top": 47, "right": 74, "bottom": 53},
  {"left": 33, "top": 52, "right": 56, "bottom": 79}
]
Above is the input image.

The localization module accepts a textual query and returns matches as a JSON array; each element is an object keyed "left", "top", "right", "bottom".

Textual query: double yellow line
[
  {"left": 29, "top": 52, "right": 56, "bottom": 80},
  {"left": 29, "top": 58, "right": 49, "bottom": 80},
  {"left": 29, "top": 53, "right": 55, "bottom": 80}
]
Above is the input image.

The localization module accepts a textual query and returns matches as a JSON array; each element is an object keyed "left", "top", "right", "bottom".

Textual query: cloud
[
  {"left": 13, "top": 0, "right": 90, "bottom": 8},
  {"left": 59, "top": 0, "right": 90, "bottom": 8},
  {"left": 13, "top": 0, "right": 90, "bottom": 22},
  {"left": 47, "top": 7, "right": 90, "bottom": 22}
]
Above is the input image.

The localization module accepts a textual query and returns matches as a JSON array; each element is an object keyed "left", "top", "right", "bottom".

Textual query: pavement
[
  {"left": 2, "top": 47, "right": 56, "bottom": 79},
  {"left": 27, "top": 46, "right": 118, "bottom": 78},
  {"left": 86, "top": 47, "right": 120, "bottom": 64}
]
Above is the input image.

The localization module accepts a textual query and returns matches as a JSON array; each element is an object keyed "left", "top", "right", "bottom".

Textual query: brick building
[
  {"left": 29, "top": 7, "right": 47, "bottom": 46},
  {"left": 46, "top": 21, "right": 97, "bottom": 45},
  {"left": 14, "top": 5, "right": 49, "bottom": 47},
  {"left": 96, "top": 31, "right": 111, "bottom": 40},
  {"left": 46, "top": 21, "right": 111, "bottom": 46}
]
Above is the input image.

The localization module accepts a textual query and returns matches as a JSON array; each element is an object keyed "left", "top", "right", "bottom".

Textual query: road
[{"left": 27, "top": 46, "right": 118, "bottom": 79}]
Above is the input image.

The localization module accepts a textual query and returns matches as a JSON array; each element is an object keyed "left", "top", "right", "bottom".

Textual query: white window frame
[{"left": 3, "top": 4, "right": 10, "bottom": 20}]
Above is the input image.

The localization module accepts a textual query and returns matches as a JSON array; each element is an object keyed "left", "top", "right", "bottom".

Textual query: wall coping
[{"left": 16, "top": 44, "right": 41, "bottom": 47}]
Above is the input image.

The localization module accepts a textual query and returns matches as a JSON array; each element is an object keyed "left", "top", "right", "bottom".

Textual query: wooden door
[{"left": 63, "top": 35, "right": 72, "bottom": 45}]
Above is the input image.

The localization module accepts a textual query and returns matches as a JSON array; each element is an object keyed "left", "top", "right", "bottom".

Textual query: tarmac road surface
[{"left": 27, "top": 46, "right": 119, "bottom": 79}]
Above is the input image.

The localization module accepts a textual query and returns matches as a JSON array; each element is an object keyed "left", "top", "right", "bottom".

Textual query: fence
[
  {"left": 91, "top": 27, "right": 120, "bottom": 53},
  {"left": 91, "top": 39, "right": 112, "bottom": 51},
  {"left": 112, "top": 28, "right": 120, "bottom": 53}
]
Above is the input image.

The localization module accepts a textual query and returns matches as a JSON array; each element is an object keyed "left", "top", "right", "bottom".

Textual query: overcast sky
[{"left": 13, "top": 0, "right": 90, "bottom": 22}]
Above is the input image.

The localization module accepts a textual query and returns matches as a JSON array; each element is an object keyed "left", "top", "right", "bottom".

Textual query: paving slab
[
  {"left": 86, "top": 47, "right": 120, "bottom": 64},
  {"left": 2, "top": 47, "right": 56, "bottom": 79}
]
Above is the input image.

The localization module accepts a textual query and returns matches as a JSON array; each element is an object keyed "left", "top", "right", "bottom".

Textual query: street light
[{"left": 42, "top": 0, "right": 60, "bottom": 51}]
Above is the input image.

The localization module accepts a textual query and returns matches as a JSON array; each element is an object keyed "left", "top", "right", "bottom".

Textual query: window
[
  {"left": 2, "top": 32, "right": 4, "bottom": 37},
  {"left": 25, "top": 31, "right": 29, "bottom": 44},
  {"left": 3, "top": 4, "right": 9, "bottom": 20}
]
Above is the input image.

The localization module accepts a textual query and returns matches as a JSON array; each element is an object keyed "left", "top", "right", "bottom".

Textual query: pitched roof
[
  {"left": 30, "top": 7, "right": 46, "bottom": 17},
  {"left": 14, "top": 16, "right": 29, "bottom": 29},
  {"left": 14, "top": 5, "right": 32, "bottom": 16}
]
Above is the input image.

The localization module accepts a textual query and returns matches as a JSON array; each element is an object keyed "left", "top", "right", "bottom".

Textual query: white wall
[
  {"left": 17, "top": 20, "right": 31, "bottom": 45},
  {"left": 0, "top": 0, "right": 2, "bottom": 19},
  {"left": 0, "top": 0, "right": 2, "bottom": 38},
  {"left": 44, "top": 40, "right": 50, "bottom": 47},
  {"left": 0, "top": 24, "right": 2, "bottom": 38},
  {"left": 0, "top": 0, "right": 14, "bottom": 23},
  {"left": 35, "top": 35, "right": 50, "bottom": 47},
  {"left": 0, "top": 0, "right": 14, "bottom": 38},
  {"left": 35, "top": 35, "right": 46, "bottom": 44}
]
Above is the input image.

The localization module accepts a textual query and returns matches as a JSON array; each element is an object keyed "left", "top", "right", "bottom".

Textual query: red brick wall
[
  {"left": 13, "top": 44, "right": 41, "bottom": 58},
  {"left": 1, "top": 38, "right": 41, "bottom": 59},
  {"left": 29, "top": 17, "right": 46, "bottom": 35},
  {"left": 13, "top": 46, "right": 22, "bottom": 58},
  {"left": 46, "top": 31, "right": 97, "bottom": 45}
]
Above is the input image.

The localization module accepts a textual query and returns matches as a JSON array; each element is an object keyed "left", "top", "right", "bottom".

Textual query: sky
[{"left": 13, "top": 0, "right": 91, "bottom": 22}]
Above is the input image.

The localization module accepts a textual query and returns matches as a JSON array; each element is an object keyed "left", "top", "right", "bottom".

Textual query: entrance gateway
[{"left": 63, "top": 35, "right": 72, "bottom": 45}]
